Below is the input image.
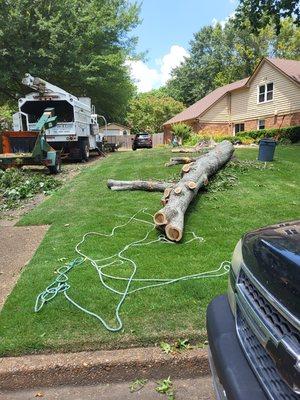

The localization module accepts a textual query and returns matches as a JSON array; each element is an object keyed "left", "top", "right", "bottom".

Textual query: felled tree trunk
[
  {"left": 154, "top": 141, "right": 234, "bottom": 241},
  {"left": 107, "top": 179, "right": 173, "bottom": 192},
  {"left": 165, "top": 157, "right": 198, "bottom": 167}
]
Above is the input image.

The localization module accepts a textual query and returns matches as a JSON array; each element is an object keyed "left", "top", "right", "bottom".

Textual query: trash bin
[{"left": 258, "top": 138, "right": 277, "bottom": 162}]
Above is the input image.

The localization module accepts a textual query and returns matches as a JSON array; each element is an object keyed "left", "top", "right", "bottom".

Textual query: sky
[{"left": 127, "top": 0, "right": 238, "bottom": 92}]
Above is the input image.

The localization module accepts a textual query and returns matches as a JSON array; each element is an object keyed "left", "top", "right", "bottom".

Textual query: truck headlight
[
  {"left": 227, "top": 239, "right": 243, "bottom": 316},
  {"left": 231, "top": 239, "right": 243, "bottom": 277}
]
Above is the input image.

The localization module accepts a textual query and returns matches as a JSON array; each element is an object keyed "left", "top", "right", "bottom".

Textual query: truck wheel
[
  {"left": 80, "top": 139, "right": 90, "bottom": 161},
  {"left": 48, "top": 152, "right": 62, "bottom": 174}
]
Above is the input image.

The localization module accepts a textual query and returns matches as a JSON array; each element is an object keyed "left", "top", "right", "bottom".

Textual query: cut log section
[
  {"left": 154, "top": 141, "right": 234, "bottom": 242},
  {"left": 181, "top": 164, "right": 192, "bottom": 173},
  {"left": 107, "top": 179, "right": 173, "bottom": 192}
]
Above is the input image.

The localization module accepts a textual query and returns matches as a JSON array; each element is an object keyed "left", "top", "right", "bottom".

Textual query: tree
[
  {"left": 126, "top": 92, "right": 185, "bottom": 134},
  {"left": 235, "top": 0, "right": 300, "bottom": 33},
  {"left": 166, "top": 17, "right": 300, "bottom": 106},
  {"left": 0, "top": 0, "right": 140, "bottom": 122}
]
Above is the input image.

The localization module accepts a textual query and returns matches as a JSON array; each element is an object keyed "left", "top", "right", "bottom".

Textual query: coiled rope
[{"left": 35, "top": 209, "right": 230, "bottom": 332}]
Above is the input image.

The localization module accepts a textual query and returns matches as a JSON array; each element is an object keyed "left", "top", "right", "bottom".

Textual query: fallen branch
[
  {"left": 165, "top": 157, "right": 198, "bottom": 167},
  {"left": 107, "top": 179, "right": 173, "bottom": 192},
  {"left": 154, "top": 141, "right": 234, "bottom": 241}
]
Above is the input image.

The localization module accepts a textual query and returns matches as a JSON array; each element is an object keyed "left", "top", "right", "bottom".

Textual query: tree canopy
[
  {"left": 126, "top": 91, "right": 185, "bottom": 134},
  {"left": 235, "top": 0, "right": 300, "bottom": 33},
  {"left": 0, "top": 0, "right": 140, "bottom": 122},
  {"left": 166, "top": 17, "right": 300, "bottom": 106}
]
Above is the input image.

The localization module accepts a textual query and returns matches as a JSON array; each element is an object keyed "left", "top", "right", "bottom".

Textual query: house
[
  {"left": 99, "top": 123, "right": 131, "bottom": 136},
  {"left": 163, "top": 58, "right": 300, "bottom": 137}
]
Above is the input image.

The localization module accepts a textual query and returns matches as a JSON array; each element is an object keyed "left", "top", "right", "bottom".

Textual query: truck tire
[
  {"left": 80, "top": 139, "right": 90, "bottom": 161},
  {"left": 48, "top": 152, "right": 62, "bottom": 174}
]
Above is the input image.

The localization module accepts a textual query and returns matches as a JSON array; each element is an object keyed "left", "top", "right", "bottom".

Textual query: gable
[{"left": 231, "top": 61, "right": 300, "bottom": 121}]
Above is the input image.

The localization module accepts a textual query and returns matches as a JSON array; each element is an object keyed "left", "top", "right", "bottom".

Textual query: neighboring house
[
  {"left": 99, "top": 123, "right": 131, "bottom": 136},
  {"left": 163, "top": 58, "right": 300, "bottom": 137}
]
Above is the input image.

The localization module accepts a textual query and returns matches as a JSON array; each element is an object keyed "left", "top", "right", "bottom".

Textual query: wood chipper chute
[{"left": 0, "top": 108, "right": 62, "bottom": 174}]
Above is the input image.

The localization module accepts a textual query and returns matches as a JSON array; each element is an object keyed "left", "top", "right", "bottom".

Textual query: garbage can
[{"left": 258, "top": 138, "right": 277, "bottom": 162}]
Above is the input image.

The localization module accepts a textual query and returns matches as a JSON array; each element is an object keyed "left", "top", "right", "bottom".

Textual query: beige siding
[
  {"left": 231, "top": 61, "right": 300, "bottom": 121},
  {"left": 199, "top": 95, "right": 230, "bottom": 122}
]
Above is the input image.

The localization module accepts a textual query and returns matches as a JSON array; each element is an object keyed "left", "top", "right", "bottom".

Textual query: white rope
[{"left": 35, "top": 208, "right": 230, "bottom": 332}]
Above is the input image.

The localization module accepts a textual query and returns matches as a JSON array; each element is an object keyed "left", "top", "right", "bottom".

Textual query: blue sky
[{"left": 127, "top": 0, "right": 237, "bottom": 91}]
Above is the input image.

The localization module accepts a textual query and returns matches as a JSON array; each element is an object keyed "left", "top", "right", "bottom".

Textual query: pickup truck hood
[{"left": 242, "top": 220, "right": 300, "bottom": 321}]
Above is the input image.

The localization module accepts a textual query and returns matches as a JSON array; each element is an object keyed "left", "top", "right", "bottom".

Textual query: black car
[
  {"left": 132, "top": 133, "right": 153, "bottom": 151},
  {"left": 207, "top": 220, "right": 300, "bottom": 400}
]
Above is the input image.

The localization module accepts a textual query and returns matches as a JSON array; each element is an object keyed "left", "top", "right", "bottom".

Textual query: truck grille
[
  {"left": 237, "top": 313, "right": 298, "bottom": 400},
  {"left": 239, "top": 270, "right": 300, "bottom": 347}
]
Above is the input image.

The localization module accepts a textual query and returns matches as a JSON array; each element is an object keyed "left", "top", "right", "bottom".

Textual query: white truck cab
[{"left": 13, "top": 74, "right": 100, "bottom": 160}]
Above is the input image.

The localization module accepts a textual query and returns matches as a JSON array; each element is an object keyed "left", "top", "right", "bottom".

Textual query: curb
[{"left": 0, "top": 347, "right": 209, "bottom": 390}]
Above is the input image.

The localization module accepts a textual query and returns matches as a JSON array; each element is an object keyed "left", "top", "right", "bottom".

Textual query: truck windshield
[{"left": 21, "top": 100, "right": 74, "bottom": 123}]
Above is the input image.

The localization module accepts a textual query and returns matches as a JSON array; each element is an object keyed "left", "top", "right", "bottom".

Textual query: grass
[{"left": 0, "top": 145, "right": 299, "bottom": 356}]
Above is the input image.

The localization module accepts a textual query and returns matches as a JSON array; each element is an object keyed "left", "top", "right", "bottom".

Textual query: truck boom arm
[{"left": 22, "top": 73, "right": 71, "bottom": 96}]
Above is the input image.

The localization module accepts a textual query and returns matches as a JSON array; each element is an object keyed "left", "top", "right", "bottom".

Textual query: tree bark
[
  {"left": 107, "top": 179, "right": 173, "bottom": 192},
  {"left": 165, "top": 157, "right": 198, "bottom": 167},
  {"left": 154, "top": 141, "right": 234, "bottom": 241}
]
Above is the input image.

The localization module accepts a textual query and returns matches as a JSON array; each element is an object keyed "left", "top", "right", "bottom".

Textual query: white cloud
[
  {"left": 158, "top": 45, "right": 189, "bottom": 84},
  {"left": 126, "top": 45, "right": 189, "bottom": 92},
  {"left": 125, "top": 60, "right": 160, "bottom": 92}
]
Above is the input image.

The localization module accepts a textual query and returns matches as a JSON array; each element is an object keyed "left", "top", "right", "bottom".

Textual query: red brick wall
[
  {"left": 197, "top": 122, "right": 230, "bottom": 136},
  {"left": 163, "top": 119, "right": 231, "bottom": 139},
  {"left": 244, "top": 111, "right": 300, "bottom": 131},
  {"left": 163, "top": 111, "right": 300, "bottom": 141}
]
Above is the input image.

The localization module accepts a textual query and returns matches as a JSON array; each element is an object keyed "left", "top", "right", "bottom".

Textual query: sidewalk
[{"left": 1, "top": 376, "right": 215, "bottom": 400}]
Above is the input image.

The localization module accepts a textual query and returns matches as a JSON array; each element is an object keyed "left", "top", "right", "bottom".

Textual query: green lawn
[{"left": 0, "top": 146, "right": 299, "bottom": 356}]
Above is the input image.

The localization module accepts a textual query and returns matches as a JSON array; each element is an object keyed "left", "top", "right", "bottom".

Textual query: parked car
[
  {"left": 132, "top": 133, "right": 152, "bottom": 150},
  {"left": 207, "top": 220, "right": 300, "bottom": 400}
]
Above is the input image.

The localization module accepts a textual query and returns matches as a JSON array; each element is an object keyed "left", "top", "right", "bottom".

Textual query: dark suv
[
  {"left": 132, "top": 133, "right": 152, "bottom": 151},
  {"left": 207, "top": 220, "right": 300, "bottom": 400}
]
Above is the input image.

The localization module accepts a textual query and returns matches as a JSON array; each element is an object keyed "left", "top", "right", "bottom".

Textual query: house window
[
  {"left": 258, "top": 119, "right": 265, "bottom": 130},
  {"left": 234, "top": 123, "right": 245, "bottom": 134},
  {"left": 258, "top": 82, "right": 273, "bottom": 103}
]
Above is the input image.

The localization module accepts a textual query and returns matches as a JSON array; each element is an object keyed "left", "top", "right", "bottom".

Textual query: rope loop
[{"left": 34, "top": 210, "right": 230, "bottom": 332}]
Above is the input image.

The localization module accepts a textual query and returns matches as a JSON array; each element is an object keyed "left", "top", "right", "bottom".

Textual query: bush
[
  {"left": 171, "top": 123, "right": 192, "bottom": 143},
  {"left": 213, "top": 135, "right": 238, "bottom": 144},
  {"left": 236, "top": 125, "right": 300, "bottom": 143}
]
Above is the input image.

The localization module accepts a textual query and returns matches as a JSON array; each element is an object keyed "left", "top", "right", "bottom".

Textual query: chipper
[{"left": 0, "top": 107, "right": 62, "bottom": 174}]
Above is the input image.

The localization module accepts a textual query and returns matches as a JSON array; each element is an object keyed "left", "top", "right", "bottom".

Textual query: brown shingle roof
[
  {"left": 266, "top": 58, "right": 300, "bottom": 84},
  {"left": 164, "top": 57, "right": 300, "bottom": 126},
  {"left": 163, "top": 77, "right": 248, "bottom": 126}
]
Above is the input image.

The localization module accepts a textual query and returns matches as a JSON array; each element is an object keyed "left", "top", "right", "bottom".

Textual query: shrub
[
  {"left": 184, "top": 135, "right": 199, "bottom": 146},
  {"left": 236, "top": 125, "right": 300, "bottom": 143},
  {"left": 213, "top": 135, "right": 237, "bottom": 144},
  {"left": 171, "top": 123, "right": 192, "bottom": 143}
]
